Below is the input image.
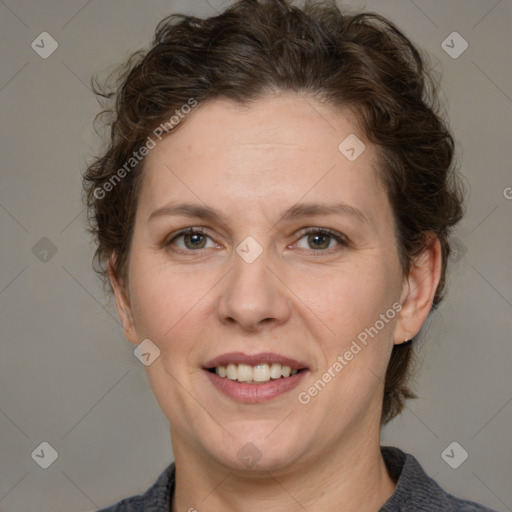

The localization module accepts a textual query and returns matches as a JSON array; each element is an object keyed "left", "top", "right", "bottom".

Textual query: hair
[{"left": 82, "top": 0, "right": 464, "bottom": 424}]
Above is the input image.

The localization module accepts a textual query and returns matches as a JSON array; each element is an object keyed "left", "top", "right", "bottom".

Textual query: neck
[{"left": 171, "top": 425, "right": 396, "bottom": 512}]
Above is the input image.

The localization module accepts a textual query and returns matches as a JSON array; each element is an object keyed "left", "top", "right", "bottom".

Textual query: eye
[
  {"left": 167, "top": 228, "right": 218, "bottom": 251},
  {"left": 293, "top": 228, "right": 347, "bottom": 252}
]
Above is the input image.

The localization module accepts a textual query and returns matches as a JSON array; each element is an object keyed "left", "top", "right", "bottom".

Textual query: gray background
[{"left": 0, "top": 0, "right": 511, "bottom": 510}]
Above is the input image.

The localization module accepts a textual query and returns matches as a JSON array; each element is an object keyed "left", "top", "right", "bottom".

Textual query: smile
[
  {"left": 203, "top": 352, "right": 309, "bottom": 402},
  {"left": 209, "top": 363, "right": 300, "bottom": 383}
]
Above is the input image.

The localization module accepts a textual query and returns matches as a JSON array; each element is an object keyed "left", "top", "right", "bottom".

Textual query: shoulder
[
  {"left": 380, "top": 446, "right": 497, "bottom": 512},
  {"left": 95, "top": 463, "right": 175, "bottom": 512}
]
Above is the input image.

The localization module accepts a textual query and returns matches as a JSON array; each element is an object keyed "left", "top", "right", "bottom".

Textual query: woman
[{"left": 83, "top": 0, "right": 496, "bottom": 510}]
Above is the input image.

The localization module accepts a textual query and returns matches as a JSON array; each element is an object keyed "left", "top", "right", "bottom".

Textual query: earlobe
[
  {"left": 393, "top": 235, "right": 442, "bottom": 345},
  {"left": 108, "top": 255, "right": 139, "bottom": 344}
]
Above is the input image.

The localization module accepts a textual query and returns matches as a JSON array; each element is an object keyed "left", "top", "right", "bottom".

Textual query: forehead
[
  {"left": 147, "top": 94, "right": 370, "bottom": 163},
  {"left": 139, "top": 94, "right": 387, "bottom": 221}
]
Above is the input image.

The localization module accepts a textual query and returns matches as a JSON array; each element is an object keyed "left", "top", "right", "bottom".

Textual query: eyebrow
[{"left": 147, "top": 201, "right": 371, "bottom": 226}]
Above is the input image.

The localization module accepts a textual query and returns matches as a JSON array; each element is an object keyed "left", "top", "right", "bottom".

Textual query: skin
[{"left": 109, "top": 93, "right": 441, "bottom": 512}]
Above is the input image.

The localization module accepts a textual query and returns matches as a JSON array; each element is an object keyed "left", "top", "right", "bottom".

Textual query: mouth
[
  {"left": 203, "top": 352, "right": 309, "bottom": 402},
  {"left": 206, "top": 363, "right": 304, "bottom": 383}
]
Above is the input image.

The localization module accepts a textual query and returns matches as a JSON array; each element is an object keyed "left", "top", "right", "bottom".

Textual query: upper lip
[{"left": 204, "top": 352, "right": 309, "bottom": 370}]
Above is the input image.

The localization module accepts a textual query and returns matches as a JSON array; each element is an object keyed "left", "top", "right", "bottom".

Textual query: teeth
[
  {"left": 270, "top": 363, "right": 282, "bottom": 379},
  {"left": 226, "top": 363, "right": 237, "bottom": 380},
  {"left": 237, "top": 364, "right": 253, "bottom": 382},
  {"left": 253, "top": 363, "right": 270, "bottom": 382},
  {"left": 214, "top": 363, "right": 299, "bottom": 383}
]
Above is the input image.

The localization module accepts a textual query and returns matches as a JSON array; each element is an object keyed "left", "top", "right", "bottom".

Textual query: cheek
[
  {"left": 303, "top": 261, "right": 400, "bottom": 409},
  {"left": 128, "top": 254, "right": 218, "bottom": 347},
  {"left": 295, "top": 258, "right": 400, "bottom": 341}
]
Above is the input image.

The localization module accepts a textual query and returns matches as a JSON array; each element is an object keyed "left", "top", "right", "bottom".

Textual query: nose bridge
[{"left": 216, "top": 243, "right": 290, "bottom": 330}]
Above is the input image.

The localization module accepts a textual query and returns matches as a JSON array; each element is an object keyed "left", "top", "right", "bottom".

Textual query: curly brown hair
[{"left": 82, "top": 0, "right": 464, "bottom": 424}]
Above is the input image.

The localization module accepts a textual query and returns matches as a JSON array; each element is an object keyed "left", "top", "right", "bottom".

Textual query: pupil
[
  {"left": 309, "top": 233, "right": 329, "bottom": 249},
  {"left": 186, "top": 233, "right": 205, "bottom": 248}
]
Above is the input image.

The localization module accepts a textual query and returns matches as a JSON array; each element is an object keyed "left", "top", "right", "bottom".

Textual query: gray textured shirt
[{"left": 97, "top": 446, "right": 496, "bottom": 511}]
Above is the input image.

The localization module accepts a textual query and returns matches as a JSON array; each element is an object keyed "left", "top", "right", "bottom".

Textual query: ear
[
  {"left": 393, "top": 234, "right": 442, "bottom": 345},
  {"left": 108, "top": 255, "right": 139, "bottom": 345}
]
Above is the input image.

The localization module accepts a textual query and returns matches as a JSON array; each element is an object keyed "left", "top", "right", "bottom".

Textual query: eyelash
[
  {"left": 294, "top": 227, "right": 349, "bottom": 253},
  {"left": 165, "top": 227, "right": 348, "bottom": 255}
]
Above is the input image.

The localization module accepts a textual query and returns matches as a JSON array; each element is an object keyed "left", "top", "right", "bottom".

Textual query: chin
[{"left": 202, "top": 427, "right": 307, "bottom": 474}]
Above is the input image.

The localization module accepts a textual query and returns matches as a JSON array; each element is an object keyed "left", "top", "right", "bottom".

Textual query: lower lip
[{"left": 204, "top": 369, "right": 308, "bottom": 403}]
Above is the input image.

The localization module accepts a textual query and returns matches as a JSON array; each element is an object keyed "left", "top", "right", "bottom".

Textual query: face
[{"left": 111, "top": 93, "right": 436, "bottom": 474}]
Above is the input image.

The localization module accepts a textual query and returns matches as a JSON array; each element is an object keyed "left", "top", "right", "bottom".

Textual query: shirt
[{"left": 96, "top": 446, "right": 497, "bottom": 511}]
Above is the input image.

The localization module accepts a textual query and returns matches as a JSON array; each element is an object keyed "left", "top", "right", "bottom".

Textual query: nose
[{"left": 216, "top": 250, "right": 292, "bottom": 332}]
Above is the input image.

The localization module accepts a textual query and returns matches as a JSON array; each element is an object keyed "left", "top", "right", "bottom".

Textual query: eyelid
[
  {"left": 165, "top": 227, "right": 215, "bottom": 248},
  {"left": 291, "top": 227, "right": 349, "bottom": 253},
  {"left": 295, "top": 227, "right": 348, "bottom": 243},
  {"left": 164, "top": 226, "right": 349, "bottom": 253}
]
